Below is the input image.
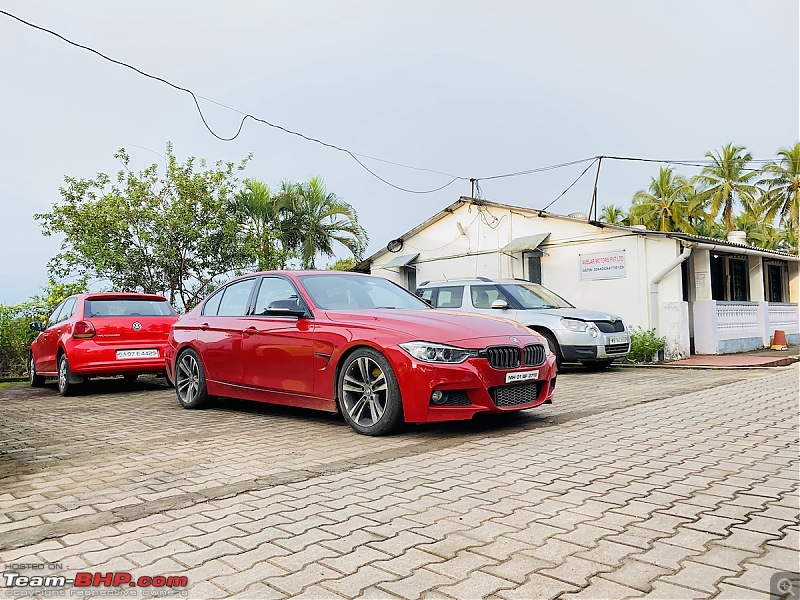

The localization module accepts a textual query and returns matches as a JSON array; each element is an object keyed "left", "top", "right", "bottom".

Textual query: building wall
[
  {"left": 372, "top": 203, "right": 688, "bottom": 347},
  {"left": 371, "top": 200, "right": 797, "bottom": 358}
]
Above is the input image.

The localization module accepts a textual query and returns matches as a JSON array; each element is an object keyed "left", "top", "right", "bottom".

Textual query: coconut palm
[
  {"left": 599, "top": 204, "right": 628, "bottom": 225},
  {"left": 629, "top": 167, "right": 695, "bottom": 233},
  {"left": 231, "top": 179, "right": 287, "bottom": 270},
  {"left": 760, "top": 143, "right": 800, "bottom": 242},
  {"left": 283, "top": 177, "right": 368, "bottom": 269},
  {"left": 733, "top": 210, "right": 780, "bottom": 250},
  {"left": 692, "top": 143, "right": 760, "bottom": 233}
]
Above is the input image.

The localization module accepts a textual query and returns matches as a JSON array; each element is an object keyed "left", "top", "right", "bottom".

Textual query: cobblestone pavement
[{"left": 1, "top": 364, "right": 798, "bottom": 599}]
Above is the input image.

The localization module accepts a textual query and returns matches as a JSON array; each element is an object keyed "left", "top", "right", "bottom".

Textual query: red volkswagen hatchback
[
  {"left": 165, "top": 271, "right": 558, "bottom": 435},
  {"left": 29, "top": 293, "right": 178, "bottom": 395}
]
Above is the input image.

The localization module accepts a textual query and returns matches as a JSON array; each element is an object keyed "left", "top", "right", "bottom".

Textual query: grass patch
[{"left": 0, "top": 379, "right": 27, "bottom": 389}]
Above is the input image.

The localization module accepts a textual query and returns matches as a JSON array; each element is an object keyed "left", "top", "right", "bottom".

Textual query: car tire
[
  {"left": 29, "top": 354, "right": 45, "bottom": 387},
  {"left": 123, "top": 374, "right": 139, "bottom": 383},
  {"left": 582, "top": 359, "right": 614, "bottom": 371},
  {"left": 539, "top": 331, "right": 563, "bottom": 369},
  {"left": 175, "top": 348, "right": 209, "bottom": 409},
  {"left": 337, "top": 348, "right": 404, "bottom": 436},
  {"left": 57, "top": 355, "right": 77, "bottom": 396}
]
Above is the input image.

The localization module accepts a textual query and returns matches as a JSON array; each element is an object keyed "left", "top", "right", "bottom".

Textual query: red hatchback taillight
[{"left": 73, "top": 321, "right": 96, "bottom": 339}]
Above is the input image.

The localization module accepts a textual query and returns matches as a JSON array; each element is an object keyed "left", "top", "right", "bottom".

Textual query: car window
[
  {"left": 217, "top": 279, "right": 255, "bottom": 317},
  {"left": 202, "top": 289, "right": 224, "bottom": 316},
  {"left": 471, "top": 285, "right": 508, "bottom": 309},
  {"left": 59, "top": 298, "right": 77, "bottom": 322},
  {"left": 253, "top": 278, "right": 303, "bottom": 315},
  {"left": 300, "top": 274, "right": 429, "bottom": 310},
  {"left": 434, "top": 286, "right": 464, "bottom": 309},
  {"left": 415, "top": 288, "right": 434, "bottom": 304},
  {"left": 47, "top": 300, "right": 67, "bottom": 327},
  {"left": 85, "top": 299, "right": 176, "bottom": 317},
  {"left": 500, "top": 283, "right": 573, "bottom": 309}
]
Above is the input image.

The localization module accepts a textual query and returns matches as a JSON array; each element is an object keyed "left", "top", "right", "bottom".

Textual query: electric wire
[
  {"left": 0, "top": 9, "right": 464, "bottom": 194},
  {"left": 540, "top": 159, "right": 599, "bottom": 212},
  {"left": 0, "top": 10, "right": 784, "bottom": 195}
]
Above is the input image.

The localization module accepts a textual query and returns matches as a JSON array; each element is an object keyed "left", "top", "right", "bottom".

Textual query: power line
[
  {"left": 0, "top": 10, "right": 785, "bottom": 196},
  {"left": 0, "top": 9, "right": 465, "bottom": 194},
  {"left": 540, "top": 159, "right": 599, "bottom": 212},
  {"left": 601, "top": 155, "right": 773, "bottom": 172},
  {"left": 475, "top": 157, "right": 597, "bottom": 181}
]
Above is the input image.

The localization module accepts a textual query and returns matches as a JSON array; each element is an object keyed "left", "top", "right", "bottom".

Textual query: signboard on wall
[{"left": 579, "top": 249, "right": 627, "bottom": 280}]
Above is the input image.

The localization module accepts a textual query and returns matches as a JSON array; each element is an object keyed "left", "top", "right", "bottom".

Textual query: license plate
[
  {"left": 609, "top": 335, "right": 628, "bottom": 345},
  {"left": 116, "top": 349, "right": 159, "bottom": 359},
  {"left": 505, "top": 370, "right": 539, "bottom": 384}
]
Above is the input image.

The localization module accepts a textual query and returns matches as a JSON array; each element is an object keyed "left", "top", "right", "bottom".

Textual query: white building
[{"left": 359, "top": 197, "right": 800, "bottom": 360}]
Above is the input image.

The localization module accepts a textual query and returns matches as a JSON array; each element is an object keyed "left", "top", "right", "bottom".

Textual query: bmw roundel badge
[
  {"left": 132, "top": 322, "right": 142, "bottom": 331},
  {"left": 510, "top": 336, "right": 520, "bottom": 344}
]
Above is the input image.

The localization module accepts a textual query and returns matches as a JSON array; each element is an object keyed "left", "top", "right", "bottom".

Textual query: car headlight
[
  {"left": 561, "top": 318, "right": 589, "bottom": 332},
  {"left": 399, "top": 341, "right": 477, "bottom": 364}
]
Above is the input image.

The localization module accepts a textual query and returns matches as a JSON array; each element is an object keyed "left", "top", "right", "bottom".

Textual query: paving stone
[
  {"left": 378, "top": 568, "right": 454, "bottom": 599},
  {"left": 495, "top": 573, "right": 578, "bottom": 599},
  {"left": 598, "top": 560, "right": 671, "bottom": 593},
  {"left": 660, "top": 560, "right": 737, "bottom": 593}
]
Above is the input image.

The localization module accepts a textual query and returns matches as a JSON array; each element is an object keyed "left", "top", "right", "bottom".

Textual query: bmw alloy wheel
[
  {"left": 341, "top": 356, "right": 388, "bottom": 427},
  {"left": 175, "top": 350, "right": 208, "bottom": 408}
]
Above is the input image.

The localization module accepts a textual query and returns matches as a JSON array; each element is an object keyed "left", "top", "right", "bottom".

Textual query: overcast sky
[{"left": 1, "top": 0, "right": 797, "bottom": 305}]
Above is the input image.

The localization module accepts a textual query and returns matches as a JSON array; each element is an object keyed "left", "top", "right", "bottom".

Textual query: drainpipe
[{"left": 649, "top": 243, "right": 694, "bottom": 332}]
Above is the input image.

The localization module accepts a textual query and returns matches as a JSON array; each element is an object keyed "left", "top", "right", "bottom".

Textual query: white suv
[{"left": 415, "top": 278, "right": 630, "bottom": 370}]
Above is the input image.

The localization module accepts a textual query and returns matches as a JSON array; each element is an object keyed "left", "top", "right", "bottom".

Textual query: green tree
[
  {"left": 231, "top": 179, "right": 287, "bottom": 271},
  {"left": 328, "top": 257, "right": 358, "bottom": 271},
  {"left": 760, "top": 142, "right": 800, "bottom": 244},
  {"left": 36, "top": 144, "right": 253, "bottom": 311},
  {"left": 282, "top": 177, "right": 369, "bottom": 269},
  {"left": 692, "top": 143, "right": 760, "bottom": 233},
  {"left": 0, "top": 278, "right": 87, "bottom": 377},
  {"left": 733, "top": 210, "right": 780, "bottom": 250},
  {"left": 629, "top": 167, "right": 695, "bottom": 233},
  {"left": 599, "top": 204, "right": 628, "bottom": 225}
]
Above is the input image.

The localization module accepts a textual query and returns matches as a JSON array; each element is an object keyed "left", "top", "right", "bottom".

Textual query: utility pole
[
  {"left": 470, "top": 178, "right": 476, "bottom": 200},
  {"left": 588, "top": 156, "right": 603, "bottom": 221}
]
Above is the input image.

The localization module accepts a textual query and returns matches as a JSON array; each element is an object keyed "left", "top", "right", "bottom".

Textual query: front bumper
[
  {"left": 556, "top": 329, "right": 630, "bottom": 360},
  {"left": 384, "top": 345, "right": 558, "bottom": 423}
]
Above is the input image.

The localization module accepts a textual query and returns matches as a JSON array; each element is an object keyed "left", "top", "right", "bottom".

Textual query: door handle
[
  {"left": 199, "top": 323, "right": 209, "bottom": 331},
  {"left": 243, "top": 326, "right": 258, "bottom": 336}
]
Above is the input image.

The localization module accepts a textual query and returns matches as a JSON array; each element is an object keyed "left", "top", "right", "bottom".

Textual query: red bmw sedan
[
  {"left": 29, "top": 293, "right": 178, "bottom": 395},
  {"left": 166, "top": 271, "right": 557, "bottom": 435}
]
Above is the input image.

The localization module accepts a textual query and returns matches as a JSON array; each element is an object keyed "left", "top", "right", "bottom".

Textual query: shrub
[
  {"left": 0, "top": 304, "right": 38, "bottom": 377},
  {"left": 628, "top": 326, "right": 667, "bottom": 363}
]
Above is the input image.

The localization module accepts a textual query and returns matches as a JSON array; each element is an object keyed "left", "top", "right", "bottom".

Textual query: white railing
[
  {"left": 716, "top": 302, "right": 761, "bottom": 339},
  {"left": 768, "top": 302, "right": 799, "bottom": 334}
]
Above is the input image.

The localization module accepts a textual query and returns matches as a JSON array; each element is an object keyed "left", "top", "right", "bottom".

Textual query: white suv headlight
[
  {"left": 561, "top": 318, "right": 589, "bottom": 332},
  {"left": 399, "top": 341, "right": 477, "bottom": 364}
]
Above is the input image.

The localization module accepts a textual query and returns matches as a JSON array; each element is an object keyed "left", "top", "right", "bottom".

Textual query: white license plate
[
  {"left": 116, "top": 349, "right": 159, "bottom": 359},
  {"left": 505, "top": 370, "right": 539, "bottom": 384},
  {"left": 609, "top": 335, "right": 628, "bottom": 345}
]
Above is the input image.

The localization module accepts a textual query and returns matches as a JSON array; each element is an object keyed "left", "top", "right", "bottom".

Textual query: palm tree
[
  {"left": 283, "top": 177, "right": 369, "bottom": 269},
  {"left": 599, "top": 204, "right": 628, "bottom": 225},
  {"left": 760, "top": 143, "right": 800, "bottom": 245},
  {"left": 692, "top": 143, "right": 760, "bottom": 233},
  {"left": 231, "top": 179, "right": 286, "bottom": 270},
  {"left": 629, "top": 167, "right": 695, "bottom": 233},
  {"left": 733, "top": 210, "right": 779, "bottom": 250}
]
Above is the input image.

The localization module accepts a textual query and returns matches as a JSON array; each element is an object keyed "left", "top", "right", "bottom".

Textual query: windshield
[
  {"left": 85, "top": 299, "right": 176, "bottom": 317},
  {"left": 499, "top": 283, "right": 574, "bottom": 309},
  {"left": 300, "top": 274, "right": 431, "bottom": 310}
]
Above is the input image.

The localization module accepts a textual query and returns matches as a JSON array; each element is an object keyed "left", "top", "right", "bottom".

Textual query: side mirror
[
  {"left": 265, "top": 300, "right": 306, "bottom": 318},
  {"left": 29, "top": 322, "right": 45, "bottom": 332},
  {"left": 491, "top": 299, "right": 509, "bottom": 310}
]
